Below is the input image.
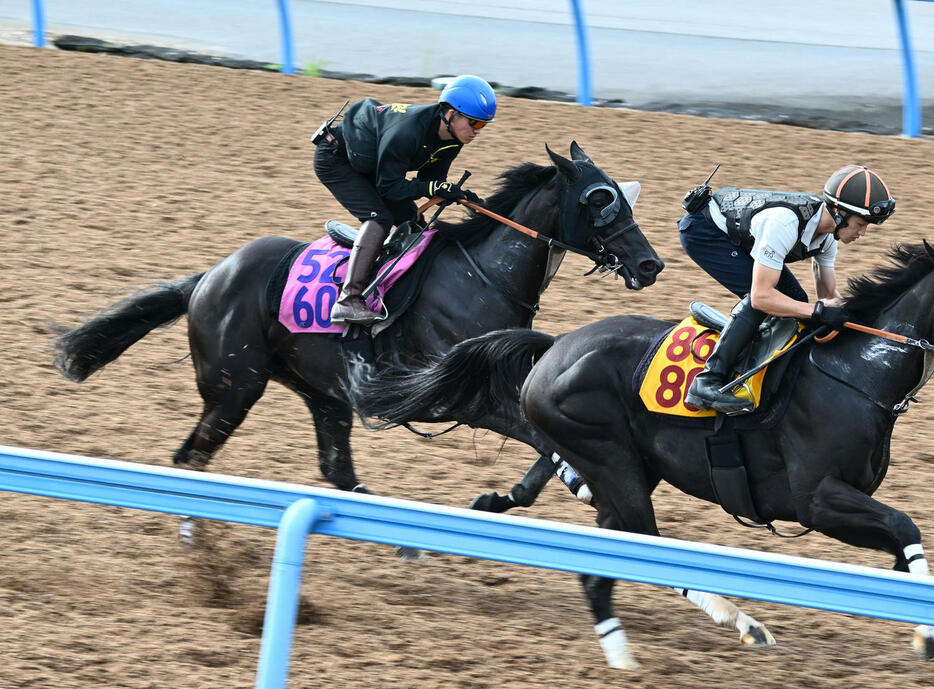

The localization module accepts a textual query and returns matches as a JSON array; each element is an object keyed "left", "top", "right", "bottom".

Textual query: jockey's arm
[
  {"left": 811, "top": 260, "right": 842, "bottom": 303},
  {"left": 749, "top": 261, "right": 815, "bottom": 320}
]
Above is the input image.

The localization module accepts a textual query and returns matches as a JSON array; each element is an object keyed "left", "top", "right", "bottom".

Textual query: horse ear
[
  {"left": 924, "top": 239, "right": 934, "bottom": 262},
  {"left": 546, "top": 143, "right": 581, "bottom": 182},
  {"left": 620, "top": 181, "right": 641, "bottom": 207},
  {"left": 569, "top": 140, "right": 593, "bottom": 164}
]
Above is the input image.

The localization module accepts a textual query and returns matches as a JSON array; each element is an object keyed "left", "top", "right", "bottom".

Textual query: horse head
[{"left": 546, "top": 141, "right": 664, "bottom": 289}]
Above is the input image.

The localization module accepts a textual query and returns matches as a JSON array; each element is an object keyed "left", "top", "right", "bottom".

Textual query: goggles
[
  {"left": 865, "top": 198, "right": 896, "bottom": 224},
  {"left": 459, "top": 113, "right": 490, "bottom": 130},
  {"left": 828, "top": 196, "right": 896, "bottom": 225}
]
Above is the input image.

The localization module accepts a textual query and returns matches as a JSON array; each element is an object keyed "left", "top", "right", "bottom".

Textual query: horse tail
[
  {"left": 347, "top": 328, "right": 556, "bottom": 429},
  {"left": 54, "top": 273, "right": 205, "bottom": 382}
]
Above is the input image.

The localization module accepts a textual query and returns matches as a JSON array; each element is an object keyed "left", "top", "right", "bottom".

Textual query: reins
[
  {"left": 416, "top": 196, "right": 626, "bottom": 266},
  {"left": 816, "top": 321, "right": 934, "bottom": 351}
]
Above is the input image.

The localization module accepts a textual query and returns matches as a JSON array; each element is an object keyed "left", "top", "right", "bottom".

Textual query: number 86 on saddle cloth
[{"left": 638, "top": 316, "right": 800, "bottom": 418}]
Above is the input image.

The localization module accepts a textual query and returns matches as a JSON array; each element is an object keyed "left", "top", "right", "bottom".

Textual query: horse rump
[
  {"left": 345, "top": 328, "right": 556, "bottom": 429},
  {"left": 54, "top": 273, "right": 204, "bottom": 382}
]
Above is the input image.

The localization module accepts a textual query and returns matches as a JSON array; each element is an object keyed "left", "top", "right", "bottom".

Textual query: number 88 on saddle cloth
[{"left": 637, "top": 315, "right": 802, "bottom": 418}]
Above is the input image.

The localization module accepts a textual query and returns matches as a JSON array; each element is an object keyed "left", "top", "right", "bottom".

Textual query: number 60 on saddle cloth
[
  {"left": 277, "top": 230, "right": 437, "bottom": 333},
  {"left": 638, "top": 316, "right": 800, "bottom": 418}
]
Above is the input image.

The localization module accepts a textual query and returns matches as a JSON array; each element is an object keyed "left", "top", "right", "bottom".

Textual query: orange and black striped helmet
[{"left": 822, "top": 166, "right": 895, "bottom": 225}]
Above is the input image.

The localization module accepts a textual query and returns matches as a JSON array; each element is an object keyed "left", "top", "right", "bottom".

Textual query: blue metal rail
[{"left": 1, "top": 444, "right": 933, "bottom": 687}]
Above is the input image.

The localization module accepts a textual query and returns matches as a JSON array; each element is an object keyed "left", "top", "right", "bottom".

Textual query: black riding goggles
[{"left": 865, "top": 198, "right": 896, "bottom": 224}]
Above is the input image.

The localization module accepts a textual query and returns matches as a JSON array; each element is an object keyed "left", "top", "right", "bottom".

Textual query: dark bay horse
[
  {"left": 54, "top": 142, "right": 663, "bottom": 503},
  {"left": 347, "top": 242, "right": 934, "bottom": 666}
]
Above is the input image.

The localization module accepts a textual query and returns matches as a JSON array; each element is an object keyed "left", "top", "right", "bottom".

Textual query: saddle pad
[
  {"left": 638, "top": 316, "right": 800, "bottom": 418},
  {"left": 277, "top": 230, "right": 437, "bottom": 334}
]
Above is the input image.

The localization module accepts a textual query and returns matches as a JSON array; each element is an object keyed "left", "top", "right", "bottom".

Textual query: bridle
[{"left": 418, "top": 175, "right": 639, "bottom": 274}]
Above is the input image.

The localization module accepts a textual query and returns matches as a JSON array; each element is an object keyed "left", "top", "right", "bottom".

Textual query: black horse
[
  {"left": 54, "top": 142, "right": 663, "bottom": 504},
  {"left": 347, "top": 242, "right": 934, "bottom": 667}
]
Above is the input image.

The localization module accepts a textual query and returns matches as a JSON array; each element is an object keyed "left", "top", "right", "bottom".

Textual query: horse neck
[
  {"left": 468, "top": 184, "right": 560, "bottom": 302},
  {"left": 857, "top": 272, "right": 934, "bottom": 399}
]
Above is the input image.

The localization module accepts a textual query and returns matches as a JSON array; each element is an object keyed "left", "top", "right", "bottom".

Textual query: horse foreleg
[
  {"left": 304, "top": 392, "right": 365, "bottom": 492},
  {"left": 673, "top": 588, "right": 776, "bottom": 646},
  {"left": 807, "top": 475, "right": 933, "bottom": 659}
]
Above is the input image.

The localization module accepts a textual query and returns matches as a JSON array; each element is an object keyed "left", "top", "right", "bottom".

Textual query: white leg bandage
[
  {"left": 904, "top": 544, "right": 929, "bottom": 576},
  {"left": 594, "top": 617, "right": 640, "bottom": 669}
]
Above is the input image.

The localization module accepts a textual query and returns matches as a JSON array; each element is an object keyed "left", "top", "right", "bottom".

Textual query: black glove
[
  {"left": 808, "top": 301, "right": 852, "bottom": 330},
  {"left": 682, "top": 185, "right": 712, "bottom": 213},
  {"left": 428, "top": 180, "right": 467, "bottom": 201},
  {"left": 462, "top": 188, "right": 483, "bottom": 205}
]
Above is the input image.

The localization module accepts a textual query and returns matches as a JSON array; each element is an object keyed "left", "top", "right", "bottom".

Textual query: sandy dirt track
[{"left": 1, "top": 45, "right": 934, "bottom": 688}]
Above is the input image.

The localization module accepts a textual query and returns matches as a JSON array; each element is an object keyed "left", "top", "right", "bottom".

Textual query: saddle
[
  {"left": 266, "top": 220, "right": 446, "bottom": 339},
  {"left": 325, "top": 219, "right": 424, "bottom": 267}
]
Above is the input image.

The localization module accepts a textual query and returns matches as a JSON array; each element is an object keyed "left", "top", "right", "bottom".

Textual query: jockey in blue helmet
[
  {"left": 313, "top": 75, "right": 494, "bottom": 326},
  {"left": 438, "top": 74, "right": 497, "bottom": 127}
]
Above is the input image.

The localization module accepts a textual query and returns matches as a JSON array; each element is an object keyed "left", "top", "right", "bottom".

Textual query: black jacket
[{"left": 338, "top": 99, "right": 463, "bottom": 201}]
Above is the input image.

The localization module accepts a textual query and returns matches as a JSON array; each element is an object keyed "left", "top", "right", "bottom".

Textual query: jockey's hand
[
  {"left": 429, "top": 180, "right": 467, "bottom": 201},
  {"left": 808, "top": 301, "right": 852, "bottom": 330},
  {"left": 462, "top": 188, "right": 484, "bottom": 205}
]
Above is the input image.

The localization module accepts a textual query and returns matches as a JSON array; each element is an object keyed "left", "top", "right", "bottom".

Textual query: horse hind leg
[
  {"left": 470, "top": 452, "right": 593, "bottom": 513},
  {"left": 173, "top": 354, "right": 270, "bottom": 544},
  {"left": 672, "top": 588, "right": 776, "bottom": 647}
]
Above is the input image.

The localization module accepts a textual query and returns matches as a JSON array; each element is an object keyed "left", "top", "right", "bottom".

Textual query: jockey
[
  {"left": 679, "top": 165, "right": 896, "bottom": 414},
  {"left": 313, "top": 74, "right": 496, "bottom": 326}
]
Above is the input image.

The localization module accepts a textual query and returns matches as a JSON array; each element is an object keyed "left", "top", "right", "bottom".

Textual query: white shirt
[{"left": 708, "top": 201, "right": 837, "bottom": 270}]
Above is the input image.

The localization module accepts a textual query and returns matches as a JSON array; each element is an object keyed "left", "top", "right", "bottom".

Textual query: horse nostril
[{"left": 640, "top": 260, "right": 662, "bottom": 274}]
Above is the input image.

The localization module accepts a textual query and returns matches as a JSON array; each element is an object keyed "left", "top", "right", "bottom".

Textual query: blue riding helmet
[{"left": 438, "top": 75, "right": 496, "bottom": 123}]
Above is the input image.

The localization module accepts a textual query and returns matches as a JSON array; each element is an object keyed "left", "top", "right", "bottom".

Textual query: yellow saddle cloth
[{"left": 639, "top": 316, "right": 801, "bottom": 418}]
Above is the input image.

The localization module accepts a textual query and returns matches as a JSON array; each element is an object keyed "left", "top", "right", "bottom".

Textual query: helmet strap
[
  {"left": 831, "top": 206, "right": 851, "bottom": 239},
  {"left": 442, "top": 108, "right": 458, "bottom": 139}
]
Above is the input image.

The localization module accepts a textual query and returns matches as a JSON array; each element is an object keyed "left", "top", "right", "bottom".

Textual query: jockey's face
[
  {"left": 837, "top": 214, "right": 870, "bottom": 244},
  {"left": 441, "top": 110, "right": 483, "bottom": 145}
]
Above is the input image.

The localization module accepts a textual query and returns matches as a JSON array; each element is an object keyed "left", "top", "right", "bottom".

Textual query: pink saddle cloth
[{"left": 278, "top": 230, "right": 437, "bottom": 333}]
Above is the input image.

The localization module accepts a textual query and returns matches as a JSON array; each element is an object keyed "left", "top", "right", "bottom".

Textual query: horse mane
[
  {"left": 432, "top": 162, "right": 557, "bottom": 244},
  {"left": 844, "top": 242, "right": 934, "bottom": 321}
]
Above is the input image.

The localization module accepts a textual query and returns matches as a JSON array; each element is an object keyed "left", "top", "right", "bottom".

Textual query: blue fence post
[
  {"left": 567, "top": 0, "right": 593, "bottom": 106},
  {"left": 275, "top": 0, "right": 295, "bottom": 74},
  {"left": 30, "top": 0, "right": 45, "bottom": 47},
  {"left": 255, "top": 498, "right": 325, "bottom": 689},
  {"left": 893, "top": 0, "right": 921, "bottom": 136}
]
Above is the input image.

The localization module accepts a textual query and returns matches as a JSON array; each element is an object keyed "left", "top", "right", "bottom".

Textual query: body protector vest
[{"left": 711, "top": 187, "right": 825, "bottom": 264}]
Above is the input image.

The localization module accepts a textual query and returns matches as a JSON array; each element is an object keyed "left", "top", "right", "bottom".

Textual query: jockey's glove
[
  {"left": 808, "top": 301, "right": 852, "bottom": 330},
  {"left": 429, "top": 180, "right": 468, "bottom": 201}
]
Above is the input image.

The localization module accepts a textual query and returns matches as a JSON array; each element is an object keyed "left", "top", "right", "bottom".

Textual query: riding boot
[
  {"left": 685, "top": 296, "right": 766, "bottom": 415},
  {"left": 331, "top": 220, "right": 388, "bottom": 326}
]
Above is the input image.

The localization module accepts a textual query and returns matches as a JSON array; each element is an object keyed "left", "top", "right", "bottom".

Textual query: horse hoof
[
  {"left": 741, "top": 625, "right": 776, "bottom": 647},
  {"left": 396, "top": 546, "right": 428, "bottom": 562},
  {"left": 469, "top": 492, "right": 514, "bottom": 513},
  {"left": 178, "top": 516, "right": 199, "bottom": 547},
  {"left": 912, "top": 625, "right": 934, "bottom": 659},
  {"left": 607, "top": 654, "right": 641, "bottom": 670}
]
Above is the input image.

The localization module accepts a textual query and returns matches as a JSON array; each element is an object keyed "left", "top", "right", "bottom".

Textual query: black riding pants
[
  {"left": 678, "top": 211, "right": 808, "bottom": 302},
  {"left": 313, "top": 130, "right": 417, "bottom": 232}
]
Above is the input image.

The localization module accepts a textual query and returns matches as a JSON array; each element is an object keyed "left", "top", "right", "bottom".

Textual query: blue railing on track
[
  {"left": 1, "top": 444, "right": 933, "bottom": 688},
  {"left": 22, "top": 2, "right": 928, "bottom": 134}
]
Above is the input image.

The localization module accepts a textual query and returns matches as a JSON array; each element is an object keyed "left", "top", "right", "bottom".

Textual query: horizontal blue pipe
[{"left": 1, "top": 444, "right": 933, "bottom": 625}]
